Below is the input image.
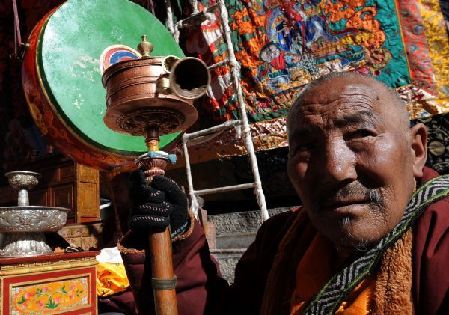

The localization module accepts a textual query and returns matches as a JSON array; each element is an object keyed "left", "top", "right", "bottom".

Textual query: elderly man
[{"left": 102, "top": 72, "right": 449, "bottom": 315}]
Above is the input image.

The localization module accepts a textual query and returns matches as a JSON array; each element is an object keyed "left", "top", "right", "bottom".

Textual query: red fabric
[
  {"left": 221, "top": 211, "right": 304, "bottom": 315},
  {"left": 413, "top": 167, "right": 449, "bottom": 314},
  {"left": 98, "top": 289, "right": 137, "bottom": 314},
  {"left": 109, "top": 167, "right": 449, "bottom": 315}
]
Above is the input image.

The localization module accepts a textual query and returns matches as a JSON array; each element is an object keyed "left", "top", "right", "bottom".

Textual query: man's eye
[
  {"left": 293, "top": 143, "right": 314, "bottom": 153},
  {"left": 345, "top": 129, "right": 375, "bottom": 140}
]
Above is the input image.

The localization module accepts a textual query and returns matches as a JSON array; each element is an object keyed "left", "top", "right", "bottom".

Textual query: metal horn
[{"left": 162, "top": 55, "right": 210, "bottom": 99}]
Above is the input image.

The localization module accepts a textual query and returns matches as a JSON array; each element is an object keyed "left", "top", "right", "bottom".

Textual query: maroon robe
[{"left": 100, "top": 167, "right": 449, "bottom": 314}]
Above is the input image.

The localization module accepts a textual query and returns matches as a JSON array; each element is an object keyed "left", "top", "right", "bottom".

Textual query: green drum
[{"left": 22, "top": 0, "right": 184, "bottom": 171}]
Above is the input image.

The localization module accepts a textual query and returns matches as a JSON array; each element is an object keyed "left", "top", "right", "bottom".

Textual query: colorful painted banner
[{"left": 186, "top": 0, "right": 449, "bottom": 122}]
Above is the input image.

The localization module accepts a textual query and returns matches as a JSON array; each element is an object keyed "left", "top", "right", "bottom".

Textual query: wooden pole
[
  {"left": 144, "top": 128, "right": 178, "bottom": 315},
  {"left": 150, "top": 228, "right": 178, "bottom": 315}
]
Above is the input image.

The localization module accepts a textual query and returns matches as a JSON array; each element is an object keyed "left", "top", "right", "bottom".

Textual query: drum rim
[{"left": 35, "top": 0, "right": 183, "bottom": 155}]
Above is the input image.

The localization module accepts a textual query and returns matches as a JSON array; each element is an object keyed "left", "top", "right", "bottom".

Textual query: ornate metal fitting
[
  {"left": 0, "top": 171, "right": 69, "bottom": 257},
  {"left": 137, "top": 35, "right": 153, "bottom": 58},
  {"left": 116, "top": 108, "right": 185, "bottom": 136},
  {"left": 5, "top": 171, "right": 40, "bottom": 191},
  {"left": 146, "top": 151, "right": 177, "bottom": 164},
  {"left": 152, "top": 276, "right": 177, "bottom": 290},
  {"left": 156, "top": 75, "right": 171, "bottom": 94}
]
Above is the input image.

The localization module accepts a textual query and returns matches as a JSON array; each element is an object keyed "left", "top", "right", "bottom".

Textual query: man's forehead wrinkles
[
  {"left": 298, "top": 99, "right": 376, "bottom": 119},
  {"left": 301, "top": 92, "right": 377, "bottom": 110},
  {"left": 339, "top": 87, "right": 377, "bottom": 99},
  {"left": 340, "top": 84, "right": 379, "bottom": 98},
  {"left": 301, "top": 82, "right": 379, "bottom": 106},
  {"left": 301, "top": 98, "right": 339, "bottom": 108},
  {"left": 297, "top": 113, "right": 325, "bottom": 127},
  {"left": 336, "top": 100, "right": 374, "bottom": 111},
  {"left": 335, "top": 110, "right": 380, "bottom": 128},
  {"left": 293, "top": 83, "right": 386, "bottom": 132}
]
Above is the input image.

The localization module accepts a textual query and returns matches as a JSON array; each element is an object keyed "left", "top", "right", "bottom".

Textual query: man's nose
[{"left": 323, "top": 139, "right": 357, "bottom": 183}]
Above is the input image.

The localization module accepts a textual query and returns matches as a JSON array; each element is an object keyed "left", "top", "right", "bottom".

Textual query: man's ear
[{"left": 409, "top": 123, "right": 428, "bottom": 178}]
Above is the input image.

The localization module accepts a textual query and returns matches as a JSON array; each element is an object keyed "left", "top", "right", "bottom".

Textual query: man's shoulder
[
  {"left": 419, "top": 167, "right": 449, "bottom": 226},
  {"left": 427, "top": 193, "right": 449, "bottom": 212},
  {"left": 413, "top": 184, "right": 449, "bottom": 263},
  {"left": 418, "top": 167, "right": 449, "bottom": 230},
  {"left": 413, "top": 174, "right": 449, "bottom": 314},
  {"left": 253, "top": 209, "right": 308, "bottom": 248},
  {"left": 263, "top": 209, "right": 299, "bottom": 227},
  {"left": 418, "top": 193, "right": 449, "bottom": 230},
  {"left": 259, "top": 209, "right": 301, "bottom": 234}
]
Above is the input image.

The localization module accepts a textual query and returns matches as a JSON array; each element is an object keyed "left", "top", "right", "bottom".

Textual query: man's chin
[
  {"left": 330, "top": 222, "right": 380, "bottom": 252},
  {"left": 311, "top": 215, "right": 387, "bottom": 252},
  {"left": 336, "top": 234, "right": 374, "bottom": 252}
]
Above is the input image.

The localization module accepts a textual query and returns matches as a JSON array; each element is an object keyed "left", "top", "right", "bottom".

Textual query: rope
[
  {"left": 189, "top": 0, "right": 199, "bottom": 14},
  {"left": 182, "top": 133, "right": 199, "bottom": 218},
  {"left": 12, "top": 0, "right": 22, "bottom": 58},
  {"left": 146, "top": 0, "right": 156, "bottom": 15},
  {"left": 165, "top": 0, "right": 175, "bottom": 35}
]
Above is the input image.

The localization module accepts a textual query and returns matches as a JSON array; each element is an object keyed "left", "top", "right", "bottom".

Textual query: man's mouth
[{"left": 322, "top": 199, "right": 371, "bottom": 215}]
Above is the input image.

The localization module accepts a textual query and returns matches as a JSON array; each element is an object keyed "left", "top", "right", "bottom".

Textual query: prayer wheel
[{"left": 101, "top": 34, "right": 209, "bottom": 315}]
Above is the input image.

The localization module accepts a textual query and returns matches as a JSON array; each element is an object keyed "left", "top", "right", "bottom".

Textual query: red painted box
[{"left": 0, "top": 252, "right": 98, "bottom": 315}]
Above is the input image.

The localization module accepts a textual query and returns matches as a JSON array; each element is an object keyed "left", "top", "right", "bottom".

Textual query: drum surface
[{"left": 35, "top": 0, "right": 184, "bottom": 167}]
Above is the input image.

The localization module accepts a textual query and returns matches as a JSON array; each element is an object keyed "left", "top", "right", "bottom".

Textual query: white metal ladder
[{"left": 165, "top": 0, "right": 269, "bottom": 222}]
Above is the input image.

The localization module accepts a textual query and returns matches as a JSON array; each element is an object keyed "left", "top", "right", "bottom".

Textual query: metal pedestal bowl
[{"left": 0, "top": 171, "right": 69, "bottom": 257}]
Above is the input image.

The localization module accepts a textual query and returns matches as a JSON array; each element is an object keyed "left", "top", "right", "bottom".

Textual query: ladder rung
[
  {"left": 176, "top": 3, "right": 219, "bottom": 29},
  {"left": 208, "top": 60, "right": 229, "bottom": 69},
  {"left": 184, "top": 120, "right": 241, "bottom": 141},
  {"left": 194, "top": 183, "right": 255, "bottom": 196}
]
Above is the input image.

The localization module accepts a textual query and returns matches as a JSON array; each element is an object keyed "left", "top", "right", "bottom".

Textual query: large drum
[{"left": 22, "top": 0, "right": 184, "bottom": 171}]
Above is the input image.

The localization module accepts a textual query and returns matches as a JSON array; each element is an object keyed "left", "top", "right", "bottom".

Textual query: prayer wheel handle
[{"left": 137, "top": 127, "right": 178, "bottom": 315}]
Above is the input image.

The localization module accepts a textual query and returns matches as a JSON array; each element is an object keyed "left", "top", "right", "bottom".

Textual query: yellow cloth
[
  {"left": 96, "top": 262, "right": 130, "bottom": 297},
  {"left": 419, "top": 0, "right": 449, "bottom": 110},
  {"left": 290, "top": 234, "right": 375, "bottom": 315}
]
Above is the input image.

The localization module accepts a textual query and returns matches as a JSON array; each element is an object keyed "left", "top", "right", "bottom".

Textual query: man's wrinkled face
[{"left": 287, "top": 79, "right": 417, "bottom": 250}]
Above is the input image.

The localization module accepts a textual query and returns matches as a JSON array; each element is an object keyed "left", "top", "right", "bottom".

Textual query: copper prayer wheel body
[{"left": 102, "top": 56, "right": 208, "bottom": 137}]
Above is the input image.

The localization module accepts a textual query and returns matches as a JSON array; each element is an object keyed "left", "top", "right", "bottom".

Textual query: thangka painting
[{"left": 185, "top": 0, "right": 449, "bottom": 123}]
